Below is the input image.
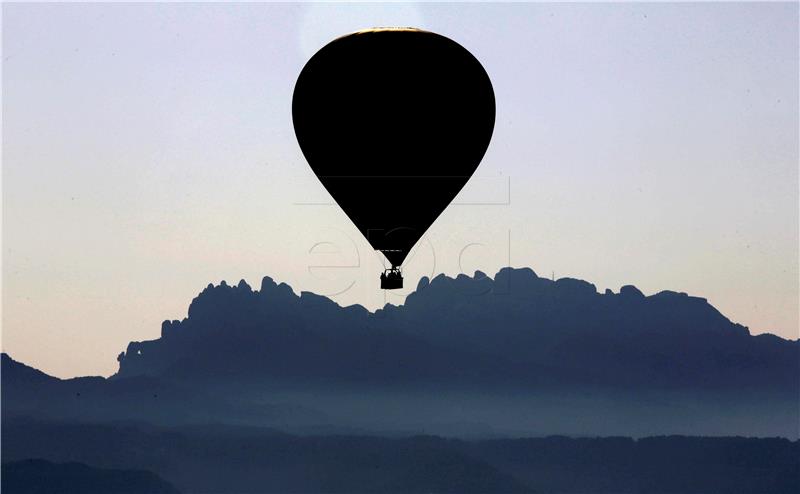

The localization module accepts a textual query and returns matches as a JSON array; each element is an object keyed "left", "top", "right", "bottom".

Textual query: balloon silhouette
[{"left": 293, "top": 28, "right": 495, "bottom": 289}]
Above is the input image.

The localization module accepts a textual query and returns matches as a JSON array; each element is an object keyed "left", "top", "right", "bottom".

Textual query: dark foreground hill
[
  {"left": 3, "top": 420, "right": 798, "bottom": 494},
  {"left": 1, "top": 458, "right": 180, "bottom": 494},
  {"left": 3, "top": 268, "right": 798, "bottom": 437}
]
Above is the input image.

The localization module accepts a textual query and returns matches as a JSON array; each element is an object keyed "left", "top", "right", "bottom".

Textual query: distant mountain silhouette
[
  {"left": 115, "top": 268, "right": 797, "bottom": 391},
  {"left": 3, "top": 268, "right": 798, "bottom": 438},
  {"left": 1, "top": 458, "right": 180, "bottom": 494}
]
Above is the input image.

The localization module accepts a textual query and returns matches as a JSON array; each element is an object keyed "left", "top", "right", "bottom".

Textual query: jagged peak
[
  {"left": 495, "top": 266, "right": 538, "bottom": 279},
  {"left": 429, "top": 273, "right": 451, "bottom": 285},
  {"left": 199, "top": 277, "right": 298, "bottom": 299},
  {"left": 651, "top": 290, "right": 689, "bottom": 299},
  {"left": 416, "top": 276, "right": 431, "bottom": 291},
  {"left": 260, "top": 276, "right": 277, "bottom": 292},
  {"left": 276, "top": 282, "right": 296, "bottom": 296},
  {"left": 553, "top": 277, "right": 597, "bottom": 294},
  {"left": 619, "top": 285, "right": 645, "bottom": 299},
  {"left": 493, "top": 267, "right": 540, "bottom": 291}
]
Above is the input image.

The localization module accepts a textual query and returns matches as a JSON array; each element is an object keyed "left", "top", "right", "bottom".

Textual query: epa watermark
[{"left": 298, "top": 175, "right": 513, "bottom": 300}]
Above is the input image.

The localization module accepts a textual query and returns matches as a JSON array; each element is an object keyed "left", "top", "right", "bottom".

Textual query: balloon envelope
[{"left": 293, "top": 28, "right": 495, "bottom": 268}]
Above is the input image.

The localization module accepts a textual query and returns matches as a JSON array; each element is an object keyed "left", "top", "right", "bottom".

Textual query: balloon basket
[{"left": 380, "top": 268, "right": 403, "bottom": 290}]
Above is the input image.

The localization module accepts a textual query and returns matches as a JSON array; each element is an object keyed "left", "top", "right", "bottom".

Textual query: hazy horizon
[{"left": 3, "top": 2, "right": 798, "bottom": 378}]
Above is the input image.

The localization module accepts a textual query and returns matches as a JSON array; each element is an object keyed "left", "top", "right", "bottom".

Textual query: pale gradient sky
[{"left": 3, "top": 2, "right": 798, "bottom": 378}]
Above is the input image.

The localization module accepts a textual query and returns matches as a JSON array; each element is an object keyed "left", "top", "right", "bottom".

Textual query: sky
[{"left": 2, "top": 2, "right": 798, "bottom": 378}]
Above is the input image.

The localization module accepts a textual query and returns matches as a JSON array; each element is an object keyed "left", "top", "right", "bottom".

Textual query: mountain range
[
  {"left": 3, "top": 267, "right": 797, "bottom": 438},
  {"left": 3, "top": 267, "right": 799, "bottom": 492},
  {"left": 115, "top": 267, "right": 797, "bottom": 390}
]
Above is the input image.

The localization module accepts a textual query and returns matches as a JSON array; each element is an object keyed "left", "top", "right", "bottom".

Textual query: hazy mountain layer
[{"left": 3, "top": 420, "right": 797, "bottom": 494}]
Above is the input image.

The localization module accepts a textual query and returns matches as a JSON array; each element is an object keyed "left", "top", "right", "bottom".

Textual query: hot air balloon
[{"left": 293, "top": 28, "right": 495, "bottom": 289}]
